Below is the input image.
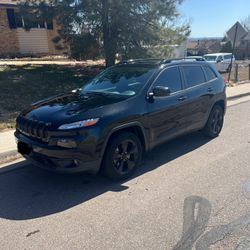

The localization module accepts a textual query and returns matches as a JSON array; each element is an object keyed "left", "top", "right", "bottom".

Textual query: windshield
[
  {"left": 81, "top": 65, "right": 156, "bottom": 97},
  {"left": 204, "top": 56, "right": 218, "bottom": 62}
]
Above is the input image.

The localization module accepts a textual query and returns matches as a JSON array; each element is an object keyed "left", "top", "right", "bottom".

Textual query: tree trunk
[
  {"left": 101, "top": 0, "right": 116, "bottom": 67},
  {"left": 104, "top": 44, "right": 116, "bottom": 67}
]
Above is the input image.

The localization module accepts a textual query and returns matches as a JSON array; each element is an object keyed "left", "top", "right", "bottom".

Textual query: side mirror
[
  {"left": 217, "top": 58, "right": 222, "bottom": 63},
  {"left": 150, "top": 86, "right": 171, "bottom": 98}
]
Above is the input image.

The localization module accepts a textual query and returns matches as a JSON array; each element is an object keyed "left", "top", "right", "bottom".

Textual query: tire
[
  {"left": 102, "top": 132, "right": 142, "bottom": 181},
  {"left": 202, "top": 105, "right": 224, "bottom": 138}
]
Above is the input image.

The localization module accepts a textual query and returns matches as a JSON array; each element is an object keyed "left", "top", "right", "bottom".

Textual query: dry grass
[{"left": 0, "top": 62, "right": 104, "bottom": 131}]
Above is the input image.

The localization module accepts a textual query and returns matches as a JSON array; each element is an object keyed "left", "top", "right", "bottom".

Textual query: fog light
[{"left": 57, "top": 138, "right": 77, "bottom": 148}]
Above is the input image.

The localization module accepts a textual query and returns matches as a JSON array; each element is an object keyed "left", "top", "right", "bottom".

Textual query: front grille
[{"left": 16, "top": 116, "right": 50, "bottom": 142}]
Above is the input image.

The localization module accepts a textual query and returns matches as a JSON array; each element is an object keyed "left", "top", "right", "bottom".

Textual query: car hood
[{"left": 20, "top": 92, "right": 128, "bottom": 127}]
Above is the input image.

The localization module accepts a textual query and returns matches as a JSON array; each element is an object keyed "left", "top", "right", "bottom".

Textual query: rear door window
[
  {"left": 182, "top": 66, "right": 206, "bottom": 88},
  {"left": 153, "top": 66, "right": 182, "bottom": 93}
]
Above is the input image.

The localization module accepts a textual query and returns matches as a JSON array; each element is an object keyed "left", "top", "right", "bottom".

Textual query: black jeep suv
[{"left": 15, "top": 58, "right": 226, "bottom": 180}]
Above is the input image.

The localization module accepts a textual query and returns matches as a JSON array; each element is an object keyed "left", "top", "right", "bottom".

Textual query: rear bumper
[{"left": 15, "top": 131, "right": 101, "bottom": 174}]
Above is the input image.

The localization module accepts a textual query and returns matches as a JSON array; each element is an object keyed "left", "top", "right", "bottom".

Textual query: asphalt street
[{"left": 0, "top": 100, "right": 250, "bottom": 250}]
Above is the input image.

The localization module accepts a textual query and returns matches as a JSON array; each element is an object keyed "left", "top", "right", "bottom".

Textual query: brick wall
[
  {"left": 0, "top": 6, "right": 68, "bottom": 57},
  {"left": 0, "top": 7, "right": 19, "bottom": 57},
  {"left": 47, "top": 20, "right": 68, "bottom": 55}
]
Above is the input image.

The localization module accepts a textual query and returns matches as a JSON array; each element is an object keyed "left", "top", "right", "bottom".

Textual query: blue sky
[{"left": 179, "top": 0, "right": 250, "bottom": 37}]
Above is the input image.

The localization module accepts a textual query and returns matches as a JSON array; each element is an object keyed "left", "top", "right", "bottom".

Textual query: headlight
[{"left": 58, "top": 118, "right": 99, "bottom": 130}]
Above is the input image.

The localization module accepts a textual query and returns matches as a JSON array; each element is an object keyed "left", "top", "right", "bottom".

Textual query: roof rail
[
  {"left": 118, "top": 58, "right": 164, "bottom": 65},
  {"left": 117, "top": 56, "right": 205, "bottom": 66},
  {"left": 163, "top": 56, "right": 205, "bottom": 64}
]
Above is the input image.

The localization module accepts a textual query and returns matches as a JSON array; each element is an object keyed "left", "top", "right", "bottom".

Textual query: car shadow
[{"left": 0, "top": 132, "right": 211, "bottom": 221}]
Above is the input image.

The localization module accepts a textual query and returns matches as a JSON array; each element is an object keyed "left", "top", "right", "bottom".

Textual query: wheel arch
[
  {"left": 99, "top": 122, "right": 148, "bottom": 171},
  {"left": 214, "top": 100, "right": 226, "bottom": 113},
  {"left": 103, "top": 122, "right": 148, "bottom": 155}
]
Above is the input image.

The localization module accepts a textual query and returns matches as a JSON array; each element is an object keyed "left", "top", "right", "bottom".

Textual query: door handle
[
  {"left": 178, "top": 96, "right": 187, "bottom": 102},
  {"left": 207, "top": 87, "right": 214, "bottom": 93}
]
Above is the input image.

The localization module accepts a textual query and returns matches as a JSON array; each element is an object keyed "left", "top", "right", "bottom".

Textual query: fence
[{"left": 226, "top": 61, "right": 250, "bottom": 83}]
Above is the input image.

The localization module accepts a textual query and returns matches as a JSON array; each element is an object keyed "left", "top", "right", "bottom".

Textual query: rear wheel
[
  {"left": 203, "top": 105, "right": 224, "bottom": 138},
  {"left": 103, "top": 132, "right": 142, "bottom": 181}
]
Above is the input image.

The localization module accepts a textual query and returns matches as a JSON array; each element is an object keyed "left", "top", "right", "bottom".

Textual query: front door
[{"left": 146, "top": 66, "right": 188, "bottom": 148}]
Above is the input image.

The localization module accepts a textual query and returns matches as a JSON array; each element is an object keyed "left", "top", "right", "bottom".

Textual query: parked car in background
[
  {"left": 204, "top": 53, "right": 235, "bottom": 72},
  {"left": 15, "top": 58, "right": 227, "bottom": 180}
]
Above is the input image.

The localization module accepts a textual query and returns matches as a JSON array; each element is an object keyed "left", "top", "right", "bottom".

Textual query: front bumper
[{"left": 15, "top": 131, "right": 102, "bottom": 174}]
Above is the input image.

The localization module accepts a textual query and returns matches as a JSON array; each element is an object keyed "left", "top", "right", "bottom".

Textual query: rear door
[
  {"left": 146, "top": 66, "right": 189, "bottom": 147},
  {"left": 181, "top": 64, "right": 216, "bottom": 132}
]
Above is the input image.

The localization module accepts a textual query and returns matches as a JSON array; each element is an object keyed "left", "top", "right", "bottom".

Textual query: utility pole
[{"left": 228, "top": 22, "right": 239, "bottom": 82}]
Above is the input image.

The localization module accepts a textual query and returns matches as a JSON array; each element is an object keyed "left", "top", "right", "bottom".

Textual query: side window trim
[{"left": 148, "top": 66, "right": 184, "bottom": 96}]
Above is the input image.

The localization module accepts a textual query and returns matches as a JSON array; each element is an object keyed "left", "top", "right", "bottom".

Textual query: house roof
[{"left": 226, "top": 22, "right": 248, "bottom": 45}]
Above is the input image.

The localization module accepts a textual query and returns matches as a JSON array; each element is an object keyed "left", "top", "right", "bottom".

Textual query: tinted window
[
  {"left": 182, "top": 66, "right": 206, "bottom": 88},
  {"left": 204, "top": 66, "right": 217, "bottom": 81},
  {"left": 154, "top": 67, "right": 182, "bottom": 93}
]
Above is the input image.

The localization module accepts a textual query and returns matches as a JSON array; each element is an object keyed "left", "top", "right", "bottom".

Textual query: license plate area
[{"left": 18, "top": 141, "right": 32, "bottom": 155}]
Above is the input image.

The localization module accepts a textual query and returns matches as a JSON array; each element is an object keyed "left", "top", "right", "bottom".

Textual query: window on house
[
  {"left": 6, "top": 9, "right": 17, "bottom": 29},
  {"left": 39, "top": 20, "right": 45, "bottom": 28},
  {"left": 6, "top": 8, "right": 53, "bottom": 30},
  {"left": 46, "top": 20, "right": 54, "bottom": 30},
  {"left": 15, "top": 13, "right": 23, "bottom": 28}
]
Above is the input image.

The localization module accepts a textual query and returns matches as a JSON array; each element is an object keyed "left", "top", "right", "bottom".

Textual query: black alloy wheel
[
  {"left": 103, "top": 132, "right": 142, "bottom": 180},
  {"left": 203, "top": 105, "right": 224, "bottom": 138}
]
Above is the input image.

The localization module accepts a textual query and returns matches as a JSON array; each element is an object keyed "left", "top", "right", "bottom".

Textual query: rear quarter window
[
  {"left": 182, "top": 66, "right": 206, "bottom": 88},
  {"left": 203, "top": 66, "right": 217, "bottom": 81}
]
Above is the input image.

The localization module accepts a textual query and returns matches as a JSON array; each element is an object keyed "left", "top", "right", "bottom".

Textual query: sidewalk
[
  {"left": 1, "top": 82, "right": 250, "bottom": 164},
  {"left": 227, "top": 83, "right": 250, "bottom": 100},
  {"left": 0, "top": 130, "right": 20, "bottom": 164}
]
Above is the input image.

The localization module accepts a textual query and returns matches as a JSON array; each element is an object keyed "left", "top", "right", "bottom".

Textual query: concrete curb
[
  {"left": 227, "top": 92, "right": 250, "bottom": 101},
  {"left": 0, "top": 150, "right": 21, "bottom": 165},
  {"left": 0, "top": 159, "right": 27, "bottom": 174}
]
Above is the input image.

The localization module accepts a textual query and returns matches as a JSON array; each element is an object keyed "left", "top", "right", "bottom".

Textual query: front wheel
[
  {"left": 202, "top": 105, "right": 224, "bottom": 138},
  {"left": 102, "top": 132, "right": 142, "bottom": 181}
]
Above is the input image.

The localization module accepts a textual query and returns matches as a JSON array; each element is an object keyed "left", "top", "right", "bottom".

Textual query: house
[
  {"left": 0, "top": 0, "right": 67, "bottom": 58},
  {"left": 226, "top": 22, "right": 250, "bottom": 59}
]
